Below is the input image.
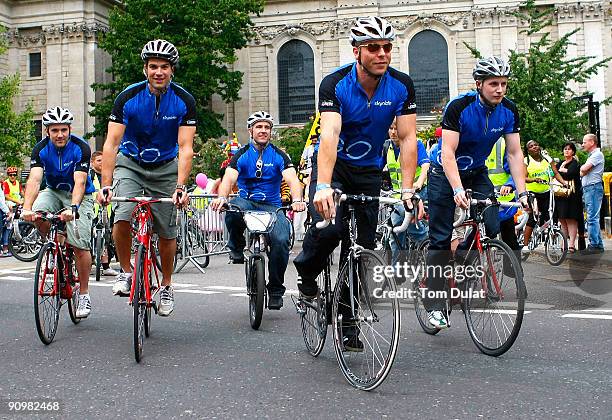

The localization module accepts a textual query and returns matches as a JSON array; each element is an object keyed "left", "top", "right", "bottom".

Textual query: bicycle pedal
[{"left": 291, "top": 295, "right": 306, "bottom": 315}]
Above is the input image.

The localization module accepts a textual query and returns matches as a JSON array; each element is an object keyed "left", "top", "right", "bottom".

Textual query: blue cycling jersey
[
  {"left": 110, "top": 81, "right": 197, "bottom": 164},
  {"left": 230, "top": 143, "right": 293, "bottom": 207},
  {"left": 318, "top": 63, "right": 416, "bottom": 169},
  {"left": 429, "top": 90, "right": 520, "bottom": 171},
  {"left": 30, "top": 135, "right": 96, "bottom": 194}
]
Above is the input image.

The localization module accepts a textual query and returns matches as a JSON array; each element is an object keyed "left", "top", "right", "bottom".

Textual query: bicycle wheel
[
  {"left": 34, "top": 243, "right": 60, "bottom": 345},
  {"left": 464, "top": 239, "right": 526, "bottom": 357},
  {"left": 300, "top": 259, "right": 330, "bottom": 357},
  {"left": 9, "top": 222, "right": 43, "bottom": 262},
  {"left": 94, "top": 230, "right": 104, "bottom": 282},
  {"left": 248, "top": 258, "right": 265, "bottom": 330},
  {"left": 545, "top": 227, "right": 567, "bottom": 266},
  {"left": 332, "top": 249, "right": 400, "bottom": 391},
  {"left": 133, "top": 244, "right": 147, "bottom": 362},
  {"left": 66, "top": 251, "right": 81, "bottom": 325},
  {"left": 412, "top": 240, "right": 440, "bottom": 335}
]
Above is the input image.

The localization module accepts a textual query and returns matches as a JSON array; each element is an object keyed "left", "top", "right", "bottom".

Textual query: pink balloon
[{"left": 196, "top": 173, "right": 208, "bottom": 189}]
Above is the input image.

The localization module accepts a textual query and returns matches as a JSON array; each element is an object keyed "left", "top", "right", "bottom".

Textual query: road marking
[
  {"left": 175, "top": 290, "right": 222, "bottom": 295},
  {"left": 561, "top": 313, "right": 612, "bottom": 320},
  {"left": 0, "top": 276, "right": 30, "bottom": 281},
  {"left": 581, "top": 309, "right": 612, "bottom": 313},
  {"left": 205, "top": 285, "right": 246, "bottom": 291},
  {"left": 230, "top": 293, "right": 247, "bottom": 297},
  {"left": 89, "top": 282, "right": 113, "bottom": 287},
  {"left": 468, "top": 309, "right": 532, "bottom": 315}
]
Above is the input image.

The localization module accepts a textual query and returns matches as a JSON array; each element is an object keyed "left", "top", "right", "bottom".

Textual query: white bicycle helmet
[
  {"left": 350, "top": 16, "right": 396, "bottom": 46},
  {"left": 42, "top": 106, "right": 74, "bottom": 126},
  {"left": 141, "top": 39, "right": 179, "bottom": 65},
  {"left": 472, "top": 56, "right": 511, "bottom": 80},
  {"left": 247, "top": 111, "right": 274, "bottom": 129}
]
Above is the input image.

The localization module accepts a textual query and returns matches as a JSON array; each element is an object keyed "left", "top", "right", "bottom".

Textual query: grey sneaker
[
  {"left": 158, "top": 285, "right": 174, "bottom": 316},
  {"left": 112, "top": 272, "right": 132, "bottom": 296},
  {"left": 76, "top": 294, "right": 91, "bottom": 318},
  {"left": 103, "top": 267, "right": 120, "bottom": 276}
]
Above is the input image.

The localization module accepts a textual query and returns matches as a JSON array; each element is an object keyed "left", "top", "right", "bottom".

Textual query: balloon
[{"left": 195, "top": 173, "right": 208, "bottom": 189}]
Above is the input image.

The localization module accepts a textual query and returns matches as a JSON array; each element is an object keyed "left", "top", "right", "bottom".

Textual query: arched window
[
  {"left": 277, "top": 40, "right": 315, "bottom": 124},
  {"left": 408, "top": 31, "right": 449, "bottom": 115}
]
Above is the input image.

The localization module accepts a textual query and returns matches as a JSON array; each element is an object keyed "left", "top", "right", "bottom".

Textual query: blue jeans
[
  {"left": 225, "top": 197, "right": 291, "bottom": 297},
  {"left": 0, "top": 211, "right": 9, "bottom": 247},
  {"left": 390, "top": 203, "right": 428, "bottom": 263},
  {"left": 582, "top": 182, "right": 604, "bottom": 249}
]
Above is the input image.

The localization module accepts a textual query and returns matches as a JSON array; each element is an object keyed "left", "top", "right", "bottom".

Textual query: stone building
[{"left": 0, "top": 0, "right": 609, "bottom": 152}]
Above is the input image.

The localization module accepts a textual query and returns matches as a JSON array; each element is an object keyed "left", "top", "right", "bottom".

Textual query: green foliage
[
  {"left": 417, "top": 116, "right": 442, "bottom": 146},
  {"left": 464, "top": 0, "right": 611, "bottom": 152},
  {"left": 275, "top": 126, "right": 308, "bottom": 166},
  {"left": 192, "top": 137, "right": 226, "bottom": 180},
  {"left": 88, "top": 0, "right": 264, "bottom": 140},
  {"left": 0, "top": 27, "right": 36, "bottom": 167}
]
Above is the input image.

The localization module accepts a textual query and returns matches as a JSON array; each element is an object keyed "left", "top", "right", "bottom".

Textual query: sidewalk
[{"left": 531, "top": 235, "right": 612, "bottom": 269}]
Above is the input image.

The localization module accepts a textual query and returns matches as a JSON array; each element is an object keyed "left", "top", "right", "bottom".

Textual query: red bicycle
[
  {"left": 33, "top": 209, "right": 81, "bottom": 345},
  {"left": 110, "top": 195, "right": 173, "bottom": 362}
]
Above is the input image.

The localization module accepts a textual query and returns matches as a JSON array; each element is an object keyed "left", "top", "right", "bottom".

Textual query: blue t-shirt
[
  {"left": 429, "top": 90, "right": 520, "bottom": 171},
  {"left": 318, "top": 63, "right": 417, "bottom": 169},
  {"left": 110, "top": 81, "right": 197, "bottom": 163},
  {"left": 30, "top": 135, "right": 96, "bottom": 194},
  {"left": 230, "top": 143, "right": 294, "bottom": 207}
]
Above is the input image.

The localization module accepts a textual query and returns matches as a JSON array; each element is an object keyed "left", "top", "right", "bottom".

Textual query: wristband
[
  {"left": 401, "top": 188, "right": 415, "bottom": 194},
  {"left": 316, "top": 183, "right": 331, "bottom": 192},
  {"left": 71, "top": 204, "right": 80, "bottom": 211},
  {"left": 175, "top": 184, "right": 186, "bottom": 191},
  {"left": 453, "top": 187, "right": 465, "bottom": 196},
  {"left": 292, "top": 199, "right": 303, "bottom": 203},
  {"left": 518, "top": 191, "right": 529, "bottom": 198}
]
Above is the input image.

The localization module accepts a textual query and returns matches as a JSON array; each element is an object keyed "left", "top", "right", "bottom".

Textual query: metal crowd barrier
[{"left": 173, "top": 194, "right": 236, "bottom": 274}]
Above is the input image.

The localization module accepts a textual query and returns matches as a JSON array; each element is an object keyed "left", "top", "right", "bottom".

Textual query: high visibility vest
[
  {"left": 91, "top": 172, "right": 111, "bottom": 217},
  {"left": 5, "top": 180, "right": 21, "bottom": 202},
  {"left": 386, "top": 144, "right": 422, "bottom": 199},
  {"left": 525, "top": 156, "right": 552, "bottom": 193},
  {"left": 486, "top": 140, "right": 513, "bottom": 203}
]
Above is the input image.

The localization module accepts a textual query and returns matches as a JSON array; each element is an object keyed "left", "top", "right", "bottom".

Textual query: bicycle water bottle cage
[{"left": 243, "top": 211, "right": 277, "bottom": 234}]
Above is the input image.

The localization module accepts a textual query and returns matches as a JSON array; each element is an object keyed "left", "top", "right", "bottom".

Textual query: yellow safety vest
[
  {"left": 486, "top": 139, "right": 513, "bottom": 202},
  {"left": 91, "top": 172, "right": 111, "bottom": 217},
  {"left": 5, "top": 179, "right": 21, "bottom": 202},
  {"left": 386, "top": 144, "right": 423, "bottom": 198},
  {"left": 525, "top": 156, "right": 552, "bottom": 193}
]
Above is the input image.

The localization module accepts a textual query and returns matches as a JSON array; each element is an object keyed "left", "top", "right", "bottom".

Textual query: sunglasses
[
  {"left": 8, "top": 174, "right": 17, "bottom": 177},
  {"left": 359, "top": 43, "right": 393, "bottom": 53},
  {"left": 255, "top": 158, "right": 263, "bottom": 179}
]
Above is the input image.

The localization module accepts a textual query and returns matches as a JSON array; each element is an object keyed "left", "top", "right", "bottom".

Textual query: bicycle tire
[
  {"left": 9, "top": 223, "right": 43, "bottom": 262},
  {"left": 300, "top": 259, "right": 330, "bottom": 357},
  {"left": 332, "top": 249, "right": 400, "bottom": 391},
  {"left": 34, "top": 243, "right": 60, "bottom": 345},
  {"left": 464, "top": 239, "right": 526, "bottom": 357},
  {"left": 94, "top": 232, "right": 104, "bottom": 282},
  {"left": 249, "top": 258, "right": 265, "bottom": 330},
  {"left": 289, "top": 219, "right": 295, "bottom": 251},
  {"left": 545, "top": 227, "right": 568, "bottom": 266},
  {"left": 65, "top": 250, "right": 81, "bottom": 325},
  {"left": 412, "top": 240, "right": 440, "bottom": 335},
  {"left": 134, "top": 244, "right": 147, "bottom": 362}
]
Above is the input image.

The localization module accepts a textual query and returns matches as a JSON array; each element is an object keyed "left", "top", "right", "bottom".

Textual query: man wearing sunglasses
[
  {"left": 210, "top": 111, "right": 306, "bottom": 310},
  {"left": 293, "top": 16, "right": 418, "bottom": 352}
]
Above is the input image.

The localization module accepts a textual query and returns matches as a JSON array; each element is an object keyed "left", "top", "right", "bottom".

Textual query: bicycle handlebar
[
  {"left": 110, "top": 196, "right": 175, "bottom": 203},
  {"left": 453, "top": 190, "right": 523, "bottom": 228}
]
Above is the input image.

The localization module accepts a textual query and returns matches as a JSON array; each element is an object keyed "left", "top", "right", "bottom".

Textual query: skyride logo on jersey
[{"left": 370, "top": 258, "right": 487, "bottom": 300}]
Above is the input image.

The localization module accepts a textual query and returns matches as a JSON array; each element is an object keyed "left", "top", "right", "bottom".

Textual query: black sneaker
[
  {"left": 268, "top": 295, "right": 283, "bottom": 310},
  {"left": 229, "top": 250, "right": 244, "bottom": 264},
  {"left": 343, "top": 335, "right": 364, "bottom": 352}
]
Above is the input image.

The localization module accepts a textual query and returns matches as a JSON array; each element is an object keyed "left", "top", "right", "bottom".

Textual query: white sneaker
[
  {"left": 76, "top": 294, "right": 91, "bottom": 318},
  {"left": 158, "top": 285, "right": 174, "bottom": 316},
  {"left": 103, "top": 267, "right": 120, "bottom": 276},
  {"left": 427, "top": 310, "right": 448, "bottom": 329},
  {"left": 112, "top": 272, "right": 132, "bottom": 296},
  {"left": 521, "top": 247, "right": 531, "bottom": 257}
]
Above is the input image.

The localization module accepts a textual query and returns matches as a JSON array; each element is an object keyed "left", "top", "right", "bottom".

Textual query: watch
[
  {"left": 518, "top": 191, "right": 529, "bottom": 198},
  {"left": 175, "top": 184, "right": 186, "bottom": 191}
]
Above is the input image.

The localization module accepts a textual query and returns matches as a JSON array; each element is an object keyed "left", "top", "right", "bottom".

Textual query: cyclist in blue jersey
[
  {"left": 98, "top": 39, "right": 197, "bottom": 317},
  {"left": 293, "top": 16, "right": 418, "bottom": 352},
  {"left": 210, "top": 111, "right": 306, "bottom": 310},
  {"left": 425, "top": 56, "right": 529, "bottom": 329},
  {"left": 22, "top": 107, "right": 96, "bottom": 318}
]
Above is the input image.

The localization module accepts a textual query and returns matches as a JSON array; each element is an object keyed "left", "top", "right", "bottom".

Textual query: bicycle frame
[
  {"left": 128, "top": 201, "right": 160, "bottom": 306},
  {"left": 36, "top": 214, "right": 75, "bottom": 300}
]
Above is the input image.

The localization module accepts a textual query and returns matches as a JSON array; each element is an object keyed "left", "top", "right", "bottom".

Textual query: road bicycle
[
  {"left": 7, "top": 206, "right": 44, "bottom": 262},
  {"left": 92, "top": 206, "right": 115, "bottom": 282},
  {"left": 111, "top": 195, "right": 174, "bottom": 362},
  {"left": 294, "top": 190, "right": 411, "bottom": 391},
  {"left": 224, "top": 203, "right": 291, "bottom": 330},
  {"left": 414, "top": 190, "right": 526, "bottom": 356},
  {"left": 518, "top": 187, "right": 568, "bottom": 266},
  {"left": 33, "top": 208, "right": 81, "bottom": 345}
]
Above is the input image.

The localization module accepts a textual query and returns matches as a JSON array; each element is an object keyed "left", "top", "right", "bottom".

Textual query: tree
[
  {"left": 0, "top": 27, "right": 36, "bottom": 167},
  {"left": 191, "top": 138, "right": 227, "bottom": 180},
  {"left": 89, "top": 0, "right": 264, "bottom": 142},
  {"left": 464, "top": 0, "right": 611, "bottom": 151}
]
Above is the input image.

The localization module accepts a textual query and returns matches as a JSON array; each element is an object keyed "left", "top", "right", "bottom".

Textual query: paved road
[{"left": 0, "top": 245, "right": 611, "bottom": 419}]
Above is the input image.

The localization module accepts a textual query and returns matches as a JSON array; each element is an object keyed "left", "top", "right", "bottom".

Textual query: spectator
[
  {"left": 580, "top": 133, "right": 605, "bottom": 253},
  {"left": 0, "top": 183, "right": 10, "bottom": 257},
  {"left": 556, "top": 142, "right": 583, "bottom": 253}
]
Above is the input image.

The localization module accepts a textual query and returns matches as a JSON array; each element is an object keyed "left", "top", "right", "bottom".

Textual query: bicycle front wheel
[
  {"left": 66, "top": 252, "right": 81, "bottom": 325},
  {"left": 133, "top": 244, "right": 147, "bottom": 362},
  {"left": 464, "top": 239, "right": 526, "bottom": 357},
  {"left": 412, "top": 240, "right": 440, "bottom": 335},
  {"left": 300, "top": 259, "right": 330, "bottom": 357},
  {"left": 545, "top": 227, "right": 568, "bottom": 266},
  {"left": 332, "top": 249, "right": 400, "bottom": 391},
  {"left": 94, "top": 231, "right": 104, "bottom": 282},
  {"left": 34, "top": 243, "right": 60, "bottom": 345},
  {"left": 248, "top": 258, "right": 265, "bottom": 330},
  {"left": 10, "top": 222, "right": 43, "bottom": 262}
]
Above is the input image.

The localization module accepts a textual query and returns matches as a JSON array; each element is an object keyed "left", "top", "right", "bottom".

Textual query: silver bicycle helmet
[
  {"left": 349, "top": 16, "right": 396, "bottom": 46},
  {"left": 141, "top": 39, "right": 179, "bottom": 65},
  {"left": 472, "top": 56, "right": 511, "bottom": 80},
  {"left": 42, "top": 106, "right": 74, "bottom": 126},
  {"left": 247, "top": 111, "right": 274, "bottom": 129}
]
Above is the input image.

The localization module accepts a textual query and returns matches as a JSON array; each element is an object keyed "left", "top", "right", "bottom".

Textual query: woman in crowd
[{"left": 556, "top": 142, "right": 583, "bottom": 253}]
